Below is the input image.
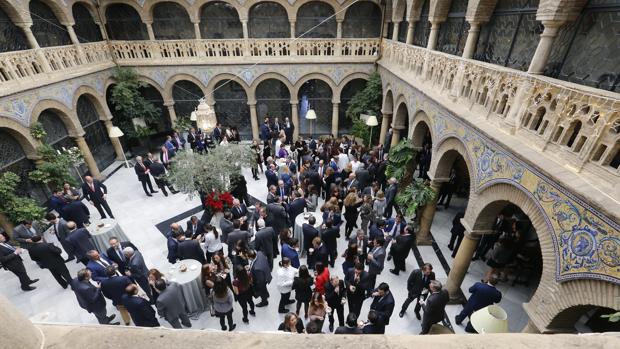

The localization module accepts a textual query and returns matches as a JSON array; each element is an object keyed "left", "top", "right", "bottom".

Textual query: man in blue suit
[
  {"left": 287, "top": 191, "right": 306, "bottom": 223},
  {"left": 100, "top": 265, "right": 134, "bottom": 326},
  {"left": 121, "top": 284, "right": 159, "bottom": 327},
  {"left": 167, "top": 228, "right": 181, "bottom": 264},
  {"left": 260, "top": 117, "right": 271, "bottom": 142},
  {"left": 65, "top": 222, "right": 96, "bottom": 265},
  {"left": 302, "top": 217, "right": 319, "bottom": 256},
  {"left": 86, "top": 250, "right": 116, "bottom": 282},
  {"left": 455, "top": 275, "right": 502, "bottom": 333},
  {"left": 384, "top": 214, "right": 407, "bottom": 242},
  {"left": 265, "top": 165, "right": 279, "bottom": 188},
  {"left": 70, "top": 269, "right": 119, "bottom": 324}
]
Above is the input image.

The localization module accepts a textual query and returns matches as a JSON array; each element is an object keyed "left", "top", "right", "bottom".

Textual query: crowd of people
[{"left": 0, "top": 116, "right": 508, "bottom": 335}]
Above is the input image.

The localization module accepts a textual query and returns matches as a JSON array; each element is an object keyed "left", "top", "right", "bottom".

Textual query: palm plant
[
  {"left": 395, "top": 178, "right": 437, "bottom": 217},
  {"left": 385, "top": 138, "right": 417, "bottom": 189}
]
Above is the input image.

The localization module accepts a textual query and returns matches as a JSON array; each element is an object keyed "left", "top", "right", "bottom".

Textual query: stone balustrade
[{"left": 380, "top": 40, "right": 620, "bottom": 189}]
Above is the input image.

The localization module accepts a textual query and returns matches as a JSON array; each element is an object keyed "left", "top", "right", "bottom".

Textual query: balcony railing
[{"left": 380, "top": 40, "right": 620, "bottom": 186}]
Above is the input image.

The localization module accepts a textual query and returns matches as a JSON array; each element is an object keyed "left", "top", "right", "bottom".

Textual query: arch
[
  {"left": 342, "top": 1, "right": 382, "bottom": 38},
  {"left": 164, "top": 73, "right": 208, "bottom": 102},
  {"left": 295, "top": 1, "right": 337, "bottom": 38},
  {"left": 0, "top": 3, "right": 29, "bottom": 52},
  {"left": 71, "top": 2, "right": 103, "bottom": 43},
  {"left": 138, "top": 82, "right": 172, "bottom": 133},
  {"left": 338, "top": 77, "right": 369, "bottom": 135},
  {"left": 30, "top": 0, "right": 71, "bottom": 25},
  {"left": 391, "top": 0, "right": 406, "bottom": 22},
  {"left": 410, "top": 110, "right": 434, "bottom": 147},
  {"left": 75, "top": 94, "right": 116, "bottom": 170},
  {"left": 29, "top": 0, "right": 72, "bottom": 47},
  {"left": 334, "top": 72, "right": 370, "bottom": 101},
  {"left": 206, "top": 73, "right": 251, "bottom": 102},
  {"left": 464, "top": 182, "right": 619, "bottom": 331},
  {"left": 0, "top": 118, "right": 38, "bottom": 157},
  {"left": 137, "top": 75, "right": 167, "bottom": 96},
  {"left": 428, "top": 137, "right": 475, "bottom": 191},
  {"left": 144, "top": 0, "right": 195, "bottom": 21},
  {"left": 249, "top": 72, "right": 294, "bottom": 99},
  {"left": 297, "top": 77, "right": 333, "bottom": 135},
  {"left": 255, "top": 78, "right": 292, "bottom": 121},
  {"left": 198, "top": 1, "right": 243, "bottom": 39},
  {"left": 213, "top": 79, "right": 251, "bottom": 139},
  {"left": 171, "top": 79, "right": 205, "bottom": 120},
  {"left": 392, "top": 97, "right": 408, "bottom": 130},
  {"left": 72, "top": 86, "right": 111, "bottom": 121},
  {"left": 248, "top": 1, "right": 290, "bottom": 38},
  {"left": 0, "top": 0, "right": 29, "bottom": 25},
  {"left": 383, "top": 88, "right": 394, "bottom": 113},
  {"left": 151, "top": 1, "right": 195, "bottom": 39},
  {"left": 293, "top": 72, "right": 337, "bottom": 95},
  {"left": 30, "top": 99, "right": 83, "bottom": 137},
  {"left": 104, "top": 3, "right": 148, "bottom": 40}
]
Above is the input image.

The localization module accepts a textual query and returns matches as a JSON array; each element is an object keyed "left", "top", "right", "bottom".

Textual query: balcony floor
[{"left": 0, "top": 163, "right": 533, "bottom": 333}]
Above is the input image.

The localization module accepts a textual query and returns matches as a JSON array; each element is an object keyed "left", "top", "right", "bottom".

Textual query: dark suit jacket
[
  {"left": 230, "top": 205, "right": 248, "bottom": 220},
  {"left": 82, "top": 180, "right": 108, "bottom": 204},
  {"left": 384, "top": 218, "right": 407, "bottom": 236},
  {"left": 355, "top": 168, "right": 371, "bottom": 189},
  {"left": 287, "top": 198, "right": 306, "bottom": 221},
  {"left": 128, "top": 251, "right": 149, "bottom": 281},
  {"left": 310, "top": 243, "right": 329, "bottom": 269},
  {"left": 254, "top": 227, "right": 276, "bottom": 258},
  {"left": 65, "top": 228, "right": 95, "bottom": 261},
  {"left": 422, "top": 289, "right": 450, "bottom": 328},
  {"left": 0, "top": 243, "right": 24, "bottom": 271},
  {"left": 71, "top": 278, "right": 106, "bottom": 313},
  {"left": 321, "top": 227, "right": 339, "bottom": 252},
  {"left": 251, "top": 251, "right": 272, "bottom": 295},
  {"left": 185, "top": 221, "right": 204, "bottom": 239},
  {"left": 406, "top": 269, "right": 435, "bottom": 297},
  {"left": 177, "top": 239, "right": 206, "bottom": 264},
  {"left": 349, "top": 236, "right": 369, "bottom": 258},
  {"left": 106, "top": 241, "right": 138, "bottom": 272},
  {"left": 367, "top": 246, "right": 386, "bottom": 275},
  {"left": 370, "top": 291, "right": 395, "bottom": 327},
  {"left": 335, "top": 326, "right": 363, "bottom": 334},
  {"left": 87, "top": 255, "right": 115, "bottom": 282},
  {"left": 219, "top": 219, "right": 234, "bottom": 242},
  {"left": 226, "top": 229, "right": 251, "bottom": 256},
  {"left": 62, "top": 201, "right": 90, "bottom": 228},
  {"left": 462, "top": 282, "right": 502, "bottom": 317},
  {"left": 266, "top": 192, "right": 277, "bottom": 204},
  {"left": 344, "top": 269, "right": 371, "bottom": 299},
  {"left": 12, "top": 224, "right": 38, "bottom": 249},
  {"left": 324, "top": 279, "right": 346, "bottom": 307},
  {"left": 265, "top": 170, "right": 279, "bottom": 188},
  {"left": 122, "top": 294, "right": 159, "bottom": 327},
  {"left": 156, "top": 282, "right": 188, "bottom": 322},
  {"left": 167, "top": 235, "right": 179, "bottom": 264},
  {"left": 390, "top": 233, "right": 414, "bottom": 258},
  {"left": 28, "top": 242, "right": 65, "bottom": 270},
  {"left": 265, "top": 203, "right": 288, "bottom": 238},
  {"left": 134, "top": 163, "right": 150, "bottom": 182},
  {"left": 100, "top": 275, "right": 133, "bottom": 306}
]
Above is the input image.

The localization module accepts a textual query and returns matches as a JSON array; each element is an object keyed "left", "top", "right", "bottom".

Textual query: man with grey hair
[
  {"left": 123, "top": 247, "right": 151, "bottom": 299},
  {"left": 384, "top": 177, "right": 398, "bottom": 218},
  {"left": 134, "top": 156, "right": 158, "bottom": 197},
  {"left": 420, "top": 280, "right": 450, "bottom": 334}
]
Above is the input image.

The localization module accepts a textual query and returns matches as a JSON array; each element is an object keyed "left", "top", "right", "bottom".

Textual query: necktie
[
  {"left": 89, "top": 183, "right": 94, "bottom": 192},
  {"left": 117, "top": 248, "right": 124, "bottom": 262}
]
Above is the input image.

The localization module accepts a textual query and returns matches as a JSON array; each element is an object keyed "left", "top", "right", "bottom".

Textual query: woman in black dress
[
  {"left": 232, "top": 265, "right": 255, "bottom": 324},
  {"left": 343, "top": 189, "right": 363, "bottom": 239},
  {"left": 292, "top": 265, "right": 314, "bottom": 319}
]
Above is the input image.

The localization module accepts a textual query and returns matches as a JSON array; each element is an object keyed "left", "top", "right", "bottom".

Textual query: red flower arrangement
[{"left": 205, "top": 191, "right": 234, "bottom": 212}]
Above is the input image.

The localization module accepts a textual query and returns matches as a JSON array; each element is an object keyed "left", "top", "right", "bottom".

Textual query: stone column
[
  {"left": 331, "top": 103, "right": 339, "bottom": 136},
  {"left": 66, "top": 25, "right": 87, "bottom": 62},
  {"left": 103, "top": 119, "right": 125, "bottom": 160},
  {"left": 405, "top": 22, "right": 415, "bottom": 45},
  {"left": 17, "top": 23, "right": 52, "bottom": 72},
  {"left": 462, "top": 21, "right": 481, "bottom": 59},
  {"left": 390, "top": 127, "right": 401, "bottom": 146},
  {"left": 382, "top": 21, "right": 390, "bottom": 38},
  {"left": 241, "top": 20, "right": 250, "bottom": 56},
  {"left": 416, "top": 180, "right": 441, "bottom": 245},
  {"left": 0, "top": 295, "right": 43, "bottom": 349},
  {"left": 522, "top": 320, "right": 541, "bottom": 333},
  {"left": 291, "top": 101, "right": 299, "bottom": 141},
  {"left": 392, "top": 21, "right": 401, "bottom": 41},
  {"left": 164, "top": 101, "right": 177, "bottom": 127},
  {"left": 75, "top": 135, "right": 102, "bottom": 180},
  {"left": 446, "top": 229, "right": 480, "bottom": 302},
  {"left": 193, "top": 21, "right": 202, "bottom": 40},
  {"left": 290, "top": 20, "right": 296, "bottom": 39},
  {"left": 96, "top": 22, "right": 109, "bottom": 40},
  {"left": 379, "top": 112, "right": 392, "bottom": 145},
  {"left": 427, "top": 21, "right": 440, "bottom": 50},
  {"left": 145, "top": 21, "right": 156, "bottom": 41},
  {"left": 248, "top": 102, "right": 259, "bottom": 140},
  {"left": 528, "top": 21, "right": 563, "bottom": 74},
  {"left": 503, "top": 80, "right": 532, "bottom": 134},
  {"left": 336, "top": 20, "right": 343, "bottom": 39}
]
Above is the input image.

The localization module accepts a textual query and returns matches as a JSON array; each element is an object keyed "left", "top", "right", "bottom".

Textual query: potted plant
[
  {"left": 346, "top": 72, "right": 382, "bottom": 147},
  {"left": 385, "top": 138, "right": 417, "bottom": 189},
  {"left": 0, "top": 172, "right": 45, "bottom": 231},
  {"left": 28, "top": 145, "right": 82, "bottom": 192},
  {"left": 395, "top": 178, "right": 437, "bottom": 227},
  {"left": 30, "top": 122, "right": 47, "bottom": 141}
]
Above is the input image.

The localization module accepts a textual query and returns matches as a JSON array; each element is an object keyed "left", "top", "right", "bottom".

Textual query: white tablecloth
[
  {"left": 87, "top": 218, "right": 129, "bottom": 253},
  {"left": 293, "top": 211, "right": 323, "bottom": 253},
  {"left": 167, "top": 259, "right": 207, "bottom": 314}
]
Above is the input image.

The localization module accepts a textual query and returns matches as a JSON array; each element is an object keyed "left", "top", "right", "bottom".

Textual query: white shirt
[
  {"left": 204, "top": 231, "right": 223, "bottom": 253},
  {"left": 276, "top": 266, "right": 298, "bottom": 294},
  {"left": 337, "top": 153, "right": 349, "bottom": 171}
]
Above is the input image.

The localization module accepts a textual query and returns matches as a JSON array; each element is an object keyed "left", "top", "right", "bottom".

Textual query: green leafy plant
[
  {"left": 30, "top": 122, "right": 47, "bottom": 141},
  {"left": 109, "top": 67, "right": 161, "bottom": 139},
  {"left": 28, "top": 145, "right": 82, "bottom": 189},
  {"left": 134, "top": 125, "right": 156, "bottom": 139},
  {"left": 0, "top": 172, "right": 45, "bottom": 224},
  {"left": 174, "top": 116, "right": 193, "bottom": 132},
  {"left": 167, "top": 143, "right": 256, "bottom": 198},
  {"left": 601, "top": 312, "right": 620, "bottom": 323},
  {"left": 346, "top": 72, "right": 382, "bottom": 146},
  {"left": 385, "top": 138, "right": 417, "bottom": 184},
  {"left": 395, "top": 178, "right": 437, "bottom": 217}
]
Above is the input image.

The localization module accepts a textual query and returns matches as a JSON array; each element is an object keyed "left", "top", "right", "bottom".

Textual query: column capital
[
  {"left": 540, "top": 20, "right": 565, "bottom": 36},
  {"left": 381, "top": 109, "right": 393, "bottom": 116},
  {"left": 143, "top": 20, "right": 153, "bottom": 25},
  {"left": 247, "top": 100, "right": 257, "bottom": 107},
  {"left": 163, "top": 100, "right": 175, "bottom": 107},
  {"left": 290, "top": 100, "right": 299, "bottom": 106},
  {"left": 467, "top": 20, "right": 482, "bottom": 31}
]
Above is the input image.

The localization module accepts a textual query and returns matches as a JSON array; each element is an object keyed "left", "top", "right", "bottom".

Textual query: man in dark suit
[
  {"left": 420, "top": 280, "right": 450, "bottom": 335},
  {"left": 345, "top": 262, "right": 371, "bottom": 317},
  {"left": 254, "top": 220, "right": 276, "bottom": 270},
  {"left": 226, "top": 220, "right": 251, "bottom": 256},
  {"left": 335, "top": 313, "right": 363, "bottom": 334},
  {"left": 351, "top": 230, "right": 369, "bottom": 266},
  {"left": 81, "top": 175, "right": 114, "bottom": 219},
  {"left": 265, "top": 200, "right": 288, "bottom": 247},
  {"left": 302, "top": 217, "right": 319, "bottom": 257},
  {"left": 62, "top": 198, "right": 90, "bottom": 228},
  {"left": 355, "top": 164, "right": 371, "bottom": 190},
  {"left": 320, "top": 220, "right": 339, "bottom": 268},
  {"left": 106, "top": 237, "right": 138, "bottom": 273},
  {"left": 65, "top": 222, "right": 96, "bottom": 265},
  {"left": 46, "top": 213, "right": 75, "bottom": 261},
  {"left": 369, "top": 282, "right": 395, "bottom": 334},
  {"left": 369, "top": 220, "right": 385, "bottom": 242},
  {"left": 287, "top": 191, "right": 306, "bottom": 222},
  {"left": 167, "top": 230, "right": 181, "bottom": 264},
  {"left": 455, "top": 275, "right": 502, "bottom": 333},
  {"left": 0, "top": 232, "right": 38, "bottom": 291},
  {"left": 248, "top": 249, "right": 272, "bottom": 307},
  {"left": 230, "top": 200, "right": 249, "bottom": 221},
  {"left": 185, "top": 216, "right": 204, "bottom": 239},
  {"left": 219, "top": 212, "right": 234, "bottom": 243},
  {"left": 265, "top": 165, "right": 279, "bottom": 188},
  {"left": 266, "top": 185, "right": 278, "bottom": 204},
  {"left": 100, "top": 265, "right": 133, "bottom": 326},
  {"left": 149, "top": 158, "right": 178, "bottom": 196},
  {"left": 154, "top": 280, "right": 192, "bottom": 328},
  {"left": 213, "top": 123, "right": 223, "bottom": 143},
  {"left": 12, "top": 221, "right": 39, "bottom": 249},
  {"left": 260, "top": 117, "right": 271, "bottom": 143},
  {"left": 134, "top": 156, "right": 158, "bottom": 197},
  {"left": 276, "top": 180, "right": 290, "bottom": 202},
  {"left": 325, "top": 275, "right": 346, "bottom": 332},
  {"left": 309, "top": 237, "right": 329, "bottom": 270},
  {"left": 49, "top": 189, "right": 68, "bottom": 217},
  {"left": 71, "top": 268, "right": 119, "bottom": 324},
  {"left": 187, "top": 128, "right": 198, "bottom": 150},
  {"left": 366, "top": 236, "right": 386, "bottom": 290},
  {"left": 86, "top": 250, "right": 116, "bottom": 282},
  {"left": 384, "top": 178, "right": 398, "bottom": 218},
  {"left": 29, "top": 236, "right": 71, "bottom": 288},
  {"left": 389, "top": 225, "right": 415, "bottom": 275},
  {"left": 283, "top": 117, "right": 294, "bottom": 144},
  {"left": 121, "top": 284, "right": 159, "bottom": 327},
  {"left": 384, "top": 214, "right": 407, "bottom": 240},
  {"left": 177, "top": 235, "right": 206, "bottom": 264},
  {"left": 399, "top": 263, "right": 435, "bottom": 319},
  {"left": 361, "top": 310, "right": 383, "bottom": 334},
  {"left": 124, "top": 247, "right": 151, "bottom": 299}
]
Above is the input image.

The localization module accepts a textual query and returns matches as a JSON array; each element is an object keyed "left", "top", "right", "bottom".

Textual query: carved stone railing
[
  {"left": 380, "top": 40, "right": 620, "bottom": 188},
  {"left": 0, "top": 49, "right": 44, "bottom": 83}
]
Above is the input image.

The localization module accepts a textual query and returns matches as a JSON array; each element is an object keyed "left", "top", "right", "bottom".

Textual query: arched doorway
[
  {"left": 38, "top": 110, "right": 76, "bottom": 150},
  {"left": 410, "top": 115, "right": 432, "bottom": 179},
  {"left": 339, "top": 78, "right": 368, "bottom": 135},
  {"left": 72, "top": 3, "right": 103, "bottom": 43},
  {"left": 547, "top": 305, "right": 619, "bottom": 333},
  {"left": 29, "top": 0, "right": 71, "bottom": 47},
  {"left": 256, "top": 79, "right": 291, "bottom": 122},
  {"left": 213, "top": 80, "right": 251, "bottom": 139},
  {"left": 105, "top": 4, "right": 148, "bottom": 40},
  {"left": 199, "top": 2, "right": 243, "bottom": 39},
  {"left": 138, "top": 84, "right": 171, "bottom": 134},
  {"left": 152, "top": 2, "right": 194, "bottom": 39},
  {"left": 0, "top": 5, "right": 29, "bottom": 52},
  {"left": 76, "top": 95, "right": 115, "bottom": 170},
  {"left": 342, "top": 1, "right": 382, "bottom": 38},
  {"left": 172, "top": 80, "right": 203, "bottom": 120},
  {"left": 296, "top": 1, "right": 336, "bottom": 38},
  {"left": 0, "top": 129, "right": 46, "bottom": 203},
  {"left": 393, "top": 101, "right": 409, "bottom": 141},
  {"left": 298, "top": 79, "right": 332, "bottom": 136},
  {"left": 248, "top": 2, "right": 289, "bottom": 38}
]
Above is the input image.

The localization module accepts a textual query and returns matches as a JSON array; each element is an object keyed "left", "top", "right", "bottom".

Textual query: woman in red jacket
[{"left": 314, "top": 262, "right": 330, "bottom": 295}]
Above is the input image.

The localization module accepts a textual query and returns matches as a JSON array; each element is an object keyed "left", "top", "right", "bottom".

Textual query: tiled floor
[{"left": 1, "top": 165, "right": 535, "bottom": 333}]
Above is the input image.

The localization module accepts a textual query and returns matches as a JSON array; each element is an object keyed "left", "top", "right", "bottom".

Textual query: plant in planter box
[
  {"left": 395, "top": 178, "right": 437, "bottom": 220},
  {"left": 0, "top": 172, "right": 45, "bottom": 224},
  {"left": 30, "top": 122, "right": 47, "bottom": 141}
]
